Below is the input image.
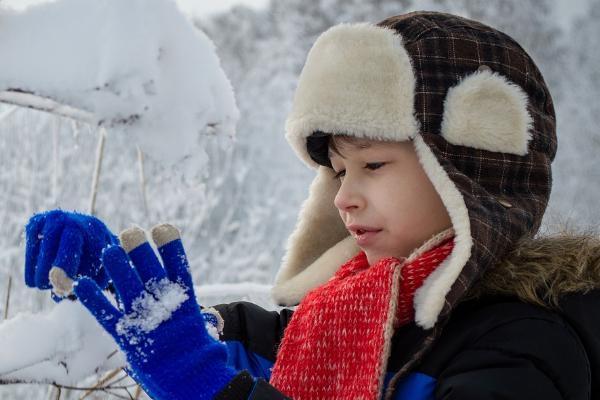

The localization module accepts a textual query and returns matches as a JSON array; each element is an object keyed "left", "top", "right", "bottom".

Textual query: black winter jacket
[
  {"left": 211, "top": 234, "right": 600, "bottom": 399},
  {"left": 212, "top": 290, "right": 599, "bottom": 399}
]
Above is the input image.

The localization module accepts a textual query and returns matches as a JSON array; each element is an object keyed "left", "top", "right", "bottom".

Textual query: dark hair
[
  {"left": 306, "top": 132, "right": 374, "bottom": 167},
  {"left": 306, "top": 131, "right": 333, "bottom": 167}
]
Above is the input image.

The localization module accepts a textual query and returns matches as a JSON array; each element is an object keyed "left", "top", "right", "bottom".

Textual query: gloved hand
[
  {"left": 74, "top": 224, "right": 238, "bottom": 400},
  {"left": 24, "top": 209, "right": 118, "bottom": 294}
]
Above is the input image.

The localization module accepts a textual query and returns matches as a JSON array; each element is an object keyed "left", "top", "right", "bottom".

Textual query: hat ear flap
[
  {"left": 273, "top": 167, "right": 350, "bottom": 301},
  {"left": 440, "top": 68, "right": 533, "bottom": 155},
  {"left": 272, "top": 235, "right": 359, "bottom": 306}
]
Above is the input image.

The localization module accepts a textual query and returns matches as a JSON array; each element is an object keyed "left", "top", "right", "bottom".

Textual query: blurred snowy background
[{"left": 0, "top": 0, "right": 599, "bottom": 397}]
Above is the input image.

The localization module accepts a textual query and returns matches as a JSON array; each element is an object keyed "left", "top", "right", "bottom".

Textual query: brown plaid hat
[{"left": 272, "top": 11, "right": 556, "bottom": 330}]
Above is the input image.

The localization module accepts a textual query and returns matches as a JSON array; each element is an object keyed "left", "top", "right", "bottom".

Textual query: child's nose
[{"left": 334, "top": 179, "right": 365, "bottom": 212}]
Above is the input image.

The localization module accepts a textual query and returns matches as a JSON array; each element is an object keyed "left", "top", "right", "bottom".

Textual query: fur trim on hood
[
  {"left": 273, "top": 12, "right": 557, "bottom": 330},
  {"left": 468, "top": 232, "right": 600, "bottom": 308}
]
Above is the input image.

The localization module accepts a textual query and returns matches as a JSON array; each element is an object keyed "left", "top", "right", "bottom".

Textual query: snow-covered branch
[
  {"left": 0, "top": 90, "right": 94, "bottom": 123},
  {"left": 0, "top": 300, "right": 124, "bottom": 386},
  {"left": 0, "top": 0, "right": 239, "bottom": 166},
  {"left": 0, "top": 283, "right": 275, "bottom": 386}
]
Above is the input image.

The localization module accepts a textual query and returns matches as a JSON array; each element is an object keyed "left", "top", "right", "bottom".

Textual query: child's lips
[
  {"left": 347, "top": 225, "right": 382, "bottom": 246},
  {"left": 353, "top": 229, "right": 381, "bottom": 246}
]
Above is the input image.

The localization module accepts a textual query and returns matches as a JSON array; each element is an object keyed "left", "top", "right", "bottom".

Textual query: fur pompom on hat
[{"left": 273, "top": 11, "right": 556, "bottom": 330}]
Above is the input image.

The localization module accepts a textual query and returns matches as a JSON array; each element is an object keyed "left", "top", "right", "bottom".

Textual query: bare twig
[
  {"left": 45, "top": 385, "right": 60, "bottom": 400},
  {"left": 137, "top": 146, "right": 148, "bottom": 216},
  {"left": 106, "top": 349, "right": 119, "bottom": 360},
  {"left": 0, "top": 355, "right": 56, "bottom": 378},
  {"left": 52, "top": 117, "right": 60, "bottom": 206},
  {"left": 122, "top": 386, "right": 135, "bottom": 400},
  {"left": 79, "top": 368, "right": 121, "bottom": 399},
  {"left": 102, "top": 388, "right": 134, "bottom": 400},
  {"left": 56, "top": 382, "right": 137, "bottom": 391},
  {"left": 0, "top": 89, "right": 109, "bottom": 216},
  {"left": 0, "top": 106, "right": 17, "bottom": 122},
  {"left": 108, "top": 373, "right": 131, "bottom": 386},
  {"left": 89, "top": 127, "right": 107, "bottom": 215},
  {"left": 0, "top": 90, "right": 94, "bottom": 123},
  {"left": 0, "top": 376, "right": 138, "bottom": 391},
  {"left": 3, "top": 276, "right": 11, "bottom": 320}
]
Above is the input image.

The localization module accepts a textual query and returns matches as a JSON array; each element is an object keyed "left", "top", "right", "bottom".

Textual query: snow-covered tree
[{"left": 544, "top": 0, "right": 600, "bottom": 229}]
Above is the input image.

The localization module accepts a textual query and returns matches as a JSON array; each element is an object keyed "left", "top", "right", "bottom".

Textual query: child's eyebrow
[{"left": 328, "top": 140, "right": 373, "bottom": 160}]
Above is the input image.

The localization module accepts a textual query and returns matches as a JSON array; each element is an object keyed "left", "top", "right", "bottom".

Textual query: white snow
[
  {"left": 0, "top": 283, "right": 277, "bottom": 385},
  {"left": 204, "top": 320, "right": 220, "bottom": 341},
  {"left": 2, "top": 0, "right": 270, "bottom": 17},
  {"left": 115, "top": 279, "right": 188, "bottom": 342},
  {"left": 0, "top": 300, "right": 124, "bottom": 385},
  {"left": 0, "top": 0, "right": 239, "bottom": 165}
]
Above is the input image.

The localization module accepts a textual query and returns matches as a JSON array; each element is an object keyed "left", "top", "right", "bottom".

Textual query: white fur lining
[
  {"left": 441, "top": 69, "right": 533, "bottom": 155},
  {"left": 285, "top": 23, "right": 420, "bottom": 168},
  {"left": 271, "top": 235, "right": 360, "bottom": 306},
  {"left": 412, "top": 135, "right": 473, "bottom": 329},
  {"left": 272, "top": 167, "right": 357, "bottom": 305},
  {"left": 406, "top": 227, "right": 455, "bottom": 263}
]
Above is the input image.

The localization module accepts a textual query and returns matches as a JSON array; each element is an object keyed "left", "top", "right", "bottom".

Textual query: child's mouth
[{"left": 353, "top": 229, "right": 382, "bottom": 246}]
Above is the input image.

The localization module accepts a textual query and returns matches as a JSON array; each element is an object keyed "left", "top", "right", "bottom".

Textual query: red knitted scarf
[{"left": 270, "top": 233, "right": 454, "bottom": 399}]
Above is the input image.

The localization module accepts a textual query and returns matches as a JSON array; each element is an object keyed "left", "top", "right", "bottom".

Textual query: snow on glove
[
  {"left": 24, "top": 209, "right": 118, "bottom": 295},
  {"left": 73, "top": 224, "right": 238, "bottom": 400}
]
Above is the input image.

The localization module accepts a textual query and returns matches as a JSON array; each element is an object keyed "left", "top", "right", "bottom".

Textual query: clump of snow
[
  {"left": 0, "top": 0, "right": 239, "bottom": 165},
  {"left": 0, "top": 300, "right": 124, "bottom": 385},
  {"left": 204, "top": 319, "right": 220, "bottom": 341},
  {"left": 116, "top": 279, "right": 188, "bottom": 343}
]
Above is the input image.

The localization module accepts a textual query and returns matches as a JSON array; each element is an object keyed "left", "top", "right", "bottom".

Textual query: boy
[{"left": 24, "top": 11, "right": 599, "bottom": 399}]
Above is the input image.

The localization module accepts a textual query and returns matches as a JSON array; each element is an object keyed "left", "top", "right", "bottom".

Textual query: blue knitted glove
[
  {"left": 24, "top": 209, "right": 118, "bottom": 293},
  {"left": 73, "top": 224, "right": 238, "bottom": 400}
]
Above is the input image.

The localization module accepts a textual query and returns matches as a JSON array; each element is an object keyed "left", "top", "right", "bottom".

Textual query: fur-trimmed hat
[{"left": 272, "top": 11, "right": 556, "bottom": 329}]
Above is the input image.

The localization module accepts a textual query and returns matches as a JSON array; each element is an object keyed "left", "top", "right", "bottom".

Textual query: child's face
[{"left": 330, "top": 138, "right": 452, "bottom": 265}]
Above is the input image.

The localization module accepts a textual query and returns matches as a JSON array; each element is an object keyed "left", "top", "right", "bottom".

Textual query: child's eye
[
  {"left": 333, "top": 169, "right": 346, "bottom": 180},
  {"left": 365, "top": 162, "right": 386, "bottom": 170}
]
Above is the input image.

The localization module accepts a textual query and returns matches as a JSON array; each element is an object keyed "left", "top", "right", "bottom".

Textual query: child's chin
[
  {"left": 365, "top": 249, "right": 406, "bottom": 266},
  {"left": 364, "top": 251, "right": 387, "bottom": 266}
]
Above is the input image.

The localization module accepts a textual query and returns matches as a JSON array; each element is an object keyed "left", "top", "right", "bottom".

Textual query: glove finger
[
  {"left": 78, "top": 245, "right": 109, "bottom": 290},
  {"left": 151, "top": 224, "right": 194, "bottom": 293},
  {"left": 102, "top": 245, "right": 145, "bottom": 314},
  {"left": 24, "top": 212, "right": 49, "bottom": 287},
  {"left": 35, "top": 214, "right": 66, "bottom": 289},
  {"left": 93, "top": 265, "right": 110, "bottom": 290},
  {"left": 86, "top": 216, "right": 120, "bottom": 249},
  {"left": 119, "top": 227, "right": 167, "bottom": 286},
  {"left": 52, "top": 226, "right": 84, "bottom": 280},
  {"left": 74, "top": 277, "right": 120, "bottom": 337},
  {"left": 72, "top": 215, "right": 112, "bottom": 278}
]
